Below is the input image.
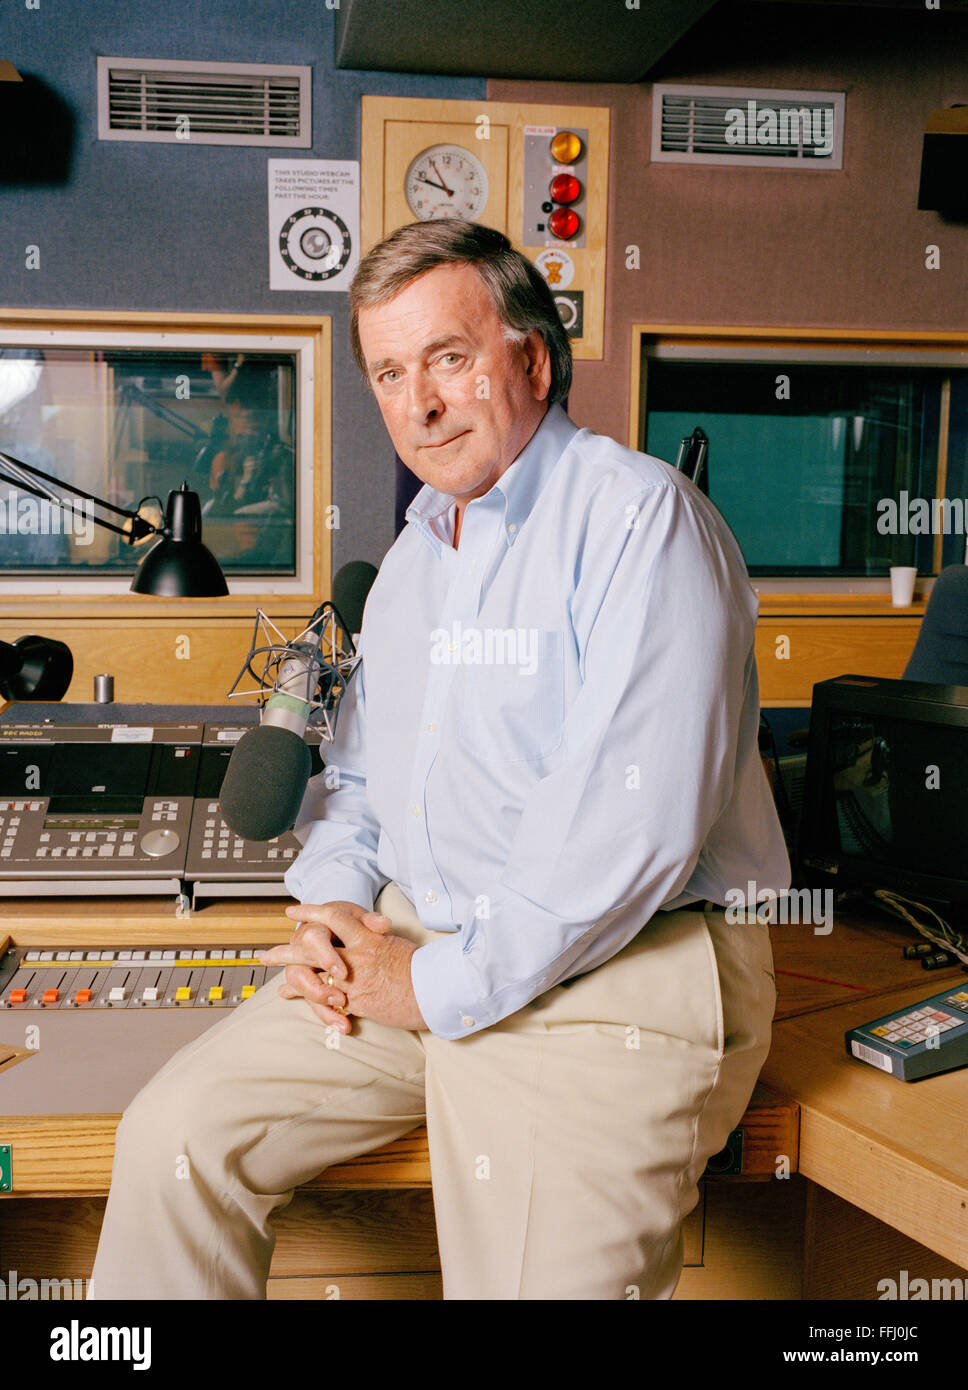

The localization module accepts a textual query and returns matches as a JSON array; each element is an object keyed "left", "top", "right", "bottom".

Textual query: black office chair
[{"left": 903, "top": 563, "right": 968, "bottom": 686}]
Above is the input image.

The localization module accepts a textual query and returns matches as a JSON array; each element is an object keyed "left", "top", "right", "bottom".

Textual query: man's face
[{"left": 357, "top": 261, "right": 552, "bottom": 505}]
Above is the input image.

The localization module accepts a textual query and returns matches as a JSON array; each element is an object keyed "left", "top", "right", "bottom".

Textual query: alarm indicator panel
[{"left": 522, "top": 126, "right": 589, "bottom": 249}]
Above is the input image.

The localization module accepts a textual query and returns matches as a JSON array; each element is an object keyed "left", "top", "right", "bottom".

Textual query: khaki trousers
[{"left": 90, "top": 883, "right": 775, "bottom": 1301}]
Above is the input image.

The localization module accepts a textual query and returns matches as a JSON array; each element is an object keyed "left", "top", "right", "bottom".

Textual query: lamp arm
[{"left": 0, "top": 449, "right": 159, "bottom": 544}]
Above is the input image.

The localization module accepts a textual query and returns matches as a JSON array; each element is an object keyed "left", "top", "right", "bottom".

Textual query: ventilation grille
[
  {"left": 97, "top": 58, "right": 311, "bottom": 147},
  {"left": 652, "top": 85, "right": 844, "bottom": 169}
]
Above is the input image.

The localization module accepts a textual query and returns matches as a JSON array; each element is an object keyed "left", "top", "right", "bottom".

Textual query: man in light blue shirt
[{"left": 92, "top": 220, "right": 787, "bottom": 1301}]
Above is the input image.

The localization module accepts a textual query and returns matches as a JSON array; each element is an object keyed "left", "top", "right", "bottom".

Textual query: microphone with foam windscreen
[
  {"left": 218, "top": 563, "right": 377, "bottom": 841},
  {"left": 332, "top": 560, "right": 377, "bottom": 644}
]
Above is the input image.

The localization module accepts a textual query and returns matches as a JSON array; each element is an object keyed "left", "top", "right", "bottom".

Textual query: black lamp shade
[{"left": 129, "top": 484, "right": 228, "bottom": 597}]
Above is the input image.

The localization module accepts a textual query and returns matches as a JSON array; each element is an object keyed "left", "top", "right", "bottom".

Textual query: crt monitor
[{"left": 799, "top": 673, "right": 968, "bottom": 920}]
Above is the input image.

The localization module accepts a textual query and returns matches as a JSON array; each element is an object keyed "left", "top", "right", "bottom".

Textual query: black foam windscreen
[
  {"left": 219, "top": 723, "right": 313, "bottom": 841},
  {"left": 0, "top": 641, "right": 24, "bottom": 683},
  {"left": 0, "top": 635, "right": 73, "bottom": 700},
  {"left": 332, "top": 560, "right": 378, "bottom": 639}
]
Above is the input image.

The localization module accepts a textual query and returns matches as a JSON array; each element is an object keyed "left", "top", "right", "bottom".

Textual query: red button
[
  {"left": 548, "top": 207, "right": 580, "bottom": 240},
  {"left": 8, "top": 988, "right": 26, "bottom": 1004},
  {"left": 42, "top": 987, "right": 59, "bottom": 1004},
  {"left": 75, "top": 988, "right": 92, "bottom": 1004},
  {"left": 550, "top": 173, "right": 581, "bottom": 205}
]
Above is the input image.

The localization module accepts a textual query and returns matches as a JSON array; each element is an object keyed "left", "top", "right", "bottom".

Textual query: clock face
[{"left": 404, "top": 144, "right": 489, "bottom": 221}]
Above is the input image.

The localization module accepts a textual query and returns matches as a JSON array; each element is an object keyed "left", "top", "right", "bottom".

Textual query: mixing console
[{"left": 0, "top": 944, "right": 273, "bottom": 1010}]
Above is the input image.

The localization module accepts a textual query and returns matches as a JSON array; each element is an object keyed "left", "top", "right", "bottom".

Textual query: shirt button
[
  {"left": 427, "top": 722, "right": 437, "bottom": 733},
  {"left": 410, "top": 806, "right": 420, "bottom": 818},
  {"left": 448, "top": 641, "right": 458, "bottom": 652},
  {"left": 461, "top": 1015, "right": 475, "bottom": 1028},
  {"left": 508, "top": 523, "right": 517, "bottom": 534},
  {"left": 425, "top": 890, "right": 437, "bottom": 904}
]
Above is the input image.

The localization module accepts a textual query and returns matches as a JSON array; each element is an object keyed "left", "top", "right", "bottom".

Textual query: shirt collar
[{"left": 405, "top": 402, "right": 577, "bottom": 549}]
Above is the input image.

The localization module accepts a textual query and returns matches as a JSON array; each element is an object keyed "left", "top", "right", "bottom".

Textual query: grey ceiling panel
[{"left": 334, "top": 0, "right": 721, "bottom": 82}]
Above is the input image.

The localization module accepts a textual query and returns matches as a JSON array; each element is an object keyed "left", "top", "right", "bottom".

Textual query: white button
[
  {"left": 461, "top": 1015, "right": 475, "bottom": 1028},
  {"left": 108, "top": 986, "right": 125, "bottom": 1002},
  {"left": 411, "top": 806, "right": 420, "bottom": 818},
  {"left": 448, "top": 642, "right": 458, "bottom": 652},
  {"left": 427, "top": 722, "right": 437, "bottom": 733},
  {"left": 142, "top": 986, "right": 159, "bottom": 1002},
  {"left": 424, "top": 890, "right": 437, "bottom": 904},
  {"left": 508, "top": 523, "right": 517, "bottom": 534}
]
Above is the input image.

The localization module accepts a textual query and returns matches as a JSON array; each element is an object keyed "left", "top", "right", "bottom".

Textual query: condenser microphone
[
  {"left": 218, "top": 562, "right": 377, "bottom": 841},
  {"left": 219, "top": 604, "right": 354, "bottom": 840}
]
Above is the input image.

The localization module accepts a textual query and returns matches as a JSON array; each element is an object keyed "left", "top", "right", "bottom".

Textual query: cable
[{"left": 872, "top": 888, "right": 968, "bottom": 966}]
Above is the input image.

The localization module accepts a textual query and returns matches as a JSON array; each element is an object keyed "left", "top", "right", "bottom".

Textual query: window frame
[
  {"left": 630, "top": 324, "right": 968, "bottom": 599},
  {"left": 0, "top": 309, "right": 331, "bottom": 616}
]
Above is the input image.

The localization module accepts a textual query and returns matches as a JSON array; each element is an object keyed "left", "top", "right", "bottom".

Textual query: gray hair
[{"left": 349, "top": 219, "right": 572, "bottom": 405}]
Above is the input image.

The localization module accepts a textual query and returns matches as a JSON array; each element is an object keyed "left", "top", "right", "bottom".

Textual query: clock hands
[
  {"left": 429, "top": 159, "right": 454, "bottom": 195},
  {"left": 415, "top": 173, "right": 452, "bottom": 195}
]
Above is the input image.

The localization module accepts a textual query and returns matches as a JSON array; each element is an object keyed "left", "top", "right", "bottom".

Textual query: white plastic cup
[{"left": 889, "top": 566, "right": 918, "bottom": 607}]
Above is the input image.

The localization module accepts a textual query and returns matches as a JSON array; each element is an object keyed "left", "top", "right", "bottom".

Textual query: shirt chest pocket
[{"left": 456, "top": 628, "right": 565, "bottom": 763}]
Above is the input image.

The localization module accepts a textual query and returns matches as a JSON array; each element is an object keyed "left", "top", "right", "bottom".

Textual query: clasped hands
[{"left": 258, "top": 901, "right": 428, "bottom": 1035}]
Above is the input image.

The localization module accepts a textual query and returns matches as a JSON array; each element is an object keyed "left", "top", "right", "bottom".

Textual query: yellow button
[
  {"left": 241, "top": 984, "right": 256, "bottom": 1000},
  {"left": 208, "top": 985, "right": 224, "bottom": 1001},
  {"left": 550, "top": 130, "right": 582, "bottom": 164},
  {"left": 871, "top": 1026, "right": 890, "bottom": 1036},
  {"left": 175, "top": 985, "right": 191, "bottom": 1001}
]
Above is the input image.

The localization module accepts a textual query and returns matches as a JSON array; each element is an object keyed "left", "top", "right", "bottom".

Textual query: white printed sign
[{"left": 268, "top": 160, "right": 360, "bottom": 292}]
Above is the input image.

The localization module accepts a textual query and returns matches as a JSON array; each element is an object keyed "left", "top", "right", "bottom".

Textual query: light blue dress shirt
[{"left": 287, "top": 403, "right": 790, "bottom": 1040}]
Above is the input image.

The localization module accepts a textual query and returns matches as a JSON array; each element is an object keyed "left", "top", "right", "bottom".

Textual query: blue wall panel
[{"left": 0, "top": 0, "right": 485, "bottom": 573}]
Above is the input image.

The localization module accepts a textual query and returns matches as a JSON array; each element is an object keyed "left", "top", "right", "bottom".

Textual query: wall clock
[{"left": 404, "top": 143, "right": 490, "bottom": 222}]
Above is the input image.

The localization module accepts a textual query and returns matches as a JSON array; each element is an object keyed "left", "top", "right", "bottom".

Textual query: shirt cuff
[
  {"left": 410, "top": 933, "right": 492, "bottom": 1040},
  {"left": 283, "top": 862, "right": 380, "bottom": 913}
]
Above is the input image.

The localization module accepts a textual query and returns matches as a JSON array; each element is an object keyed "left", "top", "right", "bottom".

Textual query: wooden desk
[
  {"left": 763, "top": 899, "right": 968, "bottom": 1281},
  {"left": 1, "top": 894, "right": 965, "bottom": 1298},
  {"left": 763, "top": 981, "right": 968, "bottom": 1270}
]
